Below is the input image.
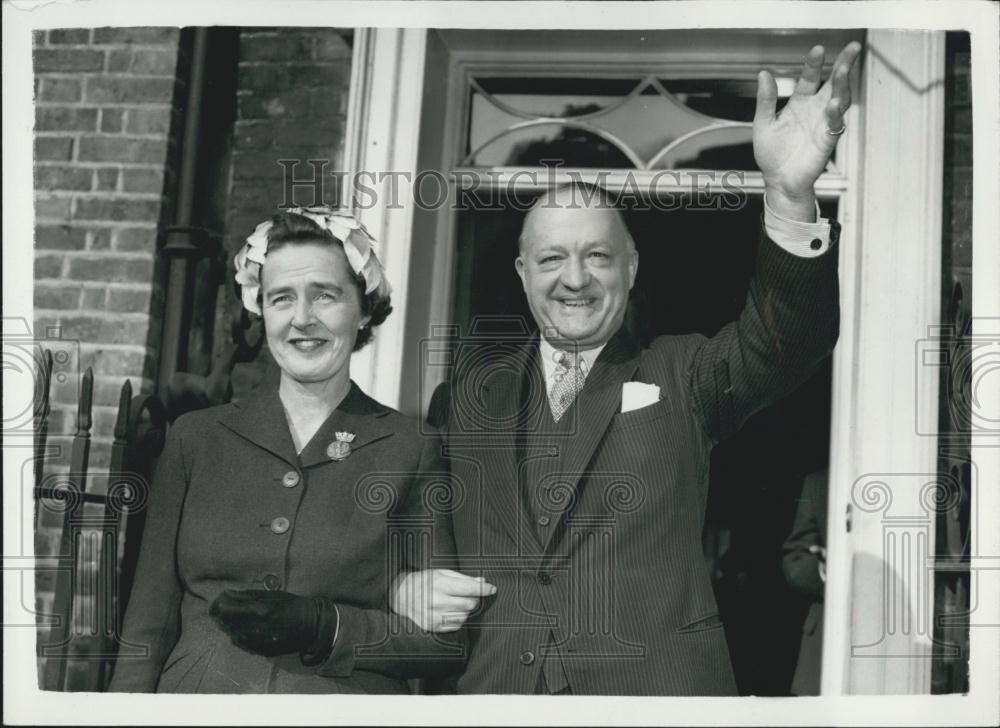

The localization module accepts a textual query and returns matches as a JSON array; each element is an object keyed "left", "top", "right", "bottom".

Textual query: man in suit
[
  {"left": 395, "top": 42, "right": 861, "bottom": 695},
  {"left": 783, "top": 469, "right": 830, "bottom": 695}
]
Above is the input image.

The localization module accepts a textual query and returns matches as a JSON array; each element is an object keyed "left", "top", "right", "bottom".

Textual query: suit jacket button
[
  {"left": 281, "top": 471, "right": 300, "bottom": 488},
  {"left": 537, "top": 571, "right": 552, "bottom": 585},
  {"left": 519, "top": 650, "right": 535, "bottom": 666},
  {"left": 263, "top": 574, "right": 281, "bottom": 590},
  {"left": 810, "top": 238, "right": 823, "bottom": 251},
  {"left": 270, "top": 517, "right": 290, "bottom": 534}
]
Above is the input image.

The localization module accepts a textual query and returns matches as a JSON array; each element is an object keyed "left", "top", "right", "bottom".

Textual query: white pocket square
[{"left": 621, "top": 381, "right": 661, "bottom": 413}]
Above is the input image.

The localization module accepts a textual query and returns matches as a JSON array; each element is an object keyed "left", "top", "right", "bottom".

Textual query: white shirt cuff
[{"left": 763, "top": 195, "right": 840, "bottom": 258}]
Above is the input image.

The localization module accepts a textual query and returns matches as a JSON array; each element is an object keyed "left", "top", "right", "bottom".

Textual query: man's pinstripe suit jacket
[{"left": 433, "top": 228, "right": 840, "bottom": 695}]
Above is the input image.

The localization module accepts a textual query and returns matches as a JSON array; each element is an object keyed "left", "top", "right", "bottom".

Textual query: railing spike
[
  {"left": 35, "top": 348, "right": 54, "bottom": 492},
  {"left": 77, "top": 367, "right": 93, "bottom": 435},
  {"left": 39, "top": 348, "right": 54, "bottom": 421},
  {"left": 113, "top": 380, "right": 133, "bottom": 443}
]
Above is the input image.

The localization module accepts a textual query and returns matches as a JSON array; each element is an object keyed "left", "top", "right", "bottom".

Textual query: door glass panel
[
  {"left": 651, "top": 125, "right": 756, "bottom": 170},
  {"left": 596, "top": 90, "right": 710, "bottom": 162},
  {"left": 465, "top": 75, "right": 796, "bottom": 170},
  {"left": 660, "top": 78, "right": 790, "bottom": 122},
  {"left": 471, "top": 77, "right": 640, "bottom": 120},
  {"left": 467, "top": 122, "right": 636, "bottom": 168}
]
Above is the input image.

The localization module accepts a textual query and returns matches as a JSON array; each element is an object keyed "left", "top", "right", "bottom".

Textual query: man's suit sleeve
[
  {"left": 315, "top": 425, "right": 466, "bottom": 680},
  {"left": 687, "top": 225, "right": 840, "bottom": 443},
  {"left": 782, "top": 475, "right": 826, "bottom": 602},
  {"left": 107, "top": 415, "right": 192, "bottom": 692}
]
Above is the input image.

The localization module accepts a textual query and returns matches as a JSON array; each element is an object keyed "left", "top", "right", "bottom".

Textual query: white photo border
[{"left": 4, "top": 1, "right": 998, "bottom": 725}]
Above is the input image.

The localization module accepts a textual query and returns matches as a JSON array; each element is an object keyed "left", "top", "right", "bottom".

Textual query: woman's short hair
[{"left": 261, "top": 211, "right": 392, "bottom": 351}]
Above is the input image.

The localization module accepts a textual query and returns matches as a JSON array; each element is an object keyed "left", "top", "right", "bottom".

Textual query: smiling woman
[
  {"left": 255, "top": 212, "right": 392, "bottom": 449},
  {"left": 108, "top": 208, "right": 466, "bottom": 694},
  {"left": 263, "top": 241, "right": 365, "bottom": 396}
]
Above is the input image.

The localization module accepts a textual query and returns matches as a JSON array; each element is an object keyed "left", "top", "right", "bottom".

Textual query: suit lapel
[
  {"left": 469, "top": 338, "right": 544, "bottom": 553},
  {"left": 217, "top": 383, "right": 395, "bottom": 470},
  {"left": 511, "top": 341, "right": 550, "bottom": 553},
  {"left": 472, "top": 330, "right": 641, "bottom": 554},
  {"left": 556, "top": 327, "right": 641, "bottom": 502},
  {"left": 297, "top": 383, "right": 395, "bottom": 469},
  {"left": 216, "top": 387, "right": 299, "bottom": 469}
]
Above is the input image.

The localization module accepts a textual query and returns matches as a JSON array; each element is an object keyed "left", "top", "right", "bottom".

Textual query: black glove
[{"left": 209, "top": 589, "right": 338, "bottom": 665}]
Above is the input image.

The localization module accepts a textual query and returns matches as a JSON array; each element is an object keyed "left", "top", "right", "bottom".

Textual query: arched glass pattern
[{"left": 463, "top": 75, "right": 794, "bottom": 170}]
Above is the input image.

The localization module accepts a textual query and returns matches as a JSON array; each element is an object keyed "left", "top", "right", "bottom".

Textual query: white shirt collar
[{"left": 538, "top": 336, "right": 606, "bottom": 394}]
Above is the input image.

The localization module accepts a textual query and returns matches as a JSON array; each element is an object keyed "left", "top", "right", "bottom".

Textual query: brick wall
[
  {"left": 31, "top": 26, "right": 354, "bottom": 687},
  {"left": 32, "top": 27, "right": 186, "bottom": 686},
  {"left": 33, "top": 27, "right": 184, "bottom": 460},
  {"left": 221, "top": 27, "right": 353, "bottom": 397}
]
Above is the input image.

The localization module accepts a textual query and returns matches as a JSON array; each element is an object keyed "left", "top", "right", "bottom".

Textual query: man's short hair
[
  {"left": 518, "top": 182, "right": 635, "bottom": 253},
  {"left": 533, "top": 181, "right": 618, "bottom": 211}
]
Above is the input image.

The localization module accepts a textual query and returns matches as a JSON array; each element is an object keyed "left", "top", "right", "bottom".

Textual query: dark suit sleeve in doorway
[{"left": 687, "top": 227, "right": 840, "bottom": 443}]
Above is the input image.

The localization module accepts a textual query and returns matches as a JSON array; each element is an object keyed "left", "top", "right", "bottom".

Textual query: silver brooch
[{"left": 327, "top": 431, "right": 356, "bottom": 461}]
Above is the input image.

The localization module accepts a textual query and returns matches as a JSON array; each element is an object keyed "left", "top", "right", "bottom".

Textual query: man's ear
[
  {"left": 628, "top": 249, "right": 639, "bottom": 289},
  {"left": 515, "top": 256, "right": 526, "bottom": 288}
]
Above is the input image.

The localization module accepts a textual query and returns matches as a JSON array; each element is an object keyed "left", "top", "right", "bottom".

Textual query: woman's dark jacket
[{"left": 109, "top": 382, "right": 464, "bottom": 693}]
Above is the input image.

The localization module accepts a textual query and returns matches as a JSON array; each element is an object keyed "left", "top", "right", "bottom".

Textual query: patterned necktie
[{"left": 548, "top": 350, "right": 585, "bottom": 422}]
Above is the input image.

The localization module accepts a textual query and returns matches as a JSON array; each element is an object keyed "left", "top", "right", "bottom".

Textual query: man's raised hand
[{"left": 754, "top": 42, "right": 863, "bottom": 220}]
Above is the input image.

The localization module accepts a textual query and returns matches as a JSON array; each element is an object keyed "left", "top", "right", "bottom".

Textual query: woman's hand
[
  {"left": 391, "top": 569, "right": 497, "bottom": 632},
  {"left": 210, "top": 589, "right": 338, "bottom": 664}
]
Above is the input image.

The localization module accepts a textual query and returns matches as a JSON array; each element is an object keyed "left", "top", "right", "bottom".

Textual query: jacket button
[
  {"left": 810, "top": 238, "right": 823, "bottom": 251},
  {"left": 538, "top": 516, "right": 551, "bottom": 527},
  {"left": 270, "top": 517, "right": 290, "bottom": 534},
  {"left": 519, "top": 650, "right": 535, "bottom": 666},
  {"left": 281, "top": 471, "right": 300, "bottom": 488},
  {"left": 263, "top": 574, "right": 281, "bottom": 590},
  {"left": 537, "top": 571, "right": 552, "bottom": 585}
]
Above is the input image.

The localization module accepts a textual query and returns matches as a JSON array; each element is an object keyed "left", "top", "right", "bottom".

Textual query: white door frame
[
  {"left": 342, "top": 28, "right": 429, "bottom": 407},
  {"left": 823, "top": 30, "right": 947, "bottom": 695}
]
